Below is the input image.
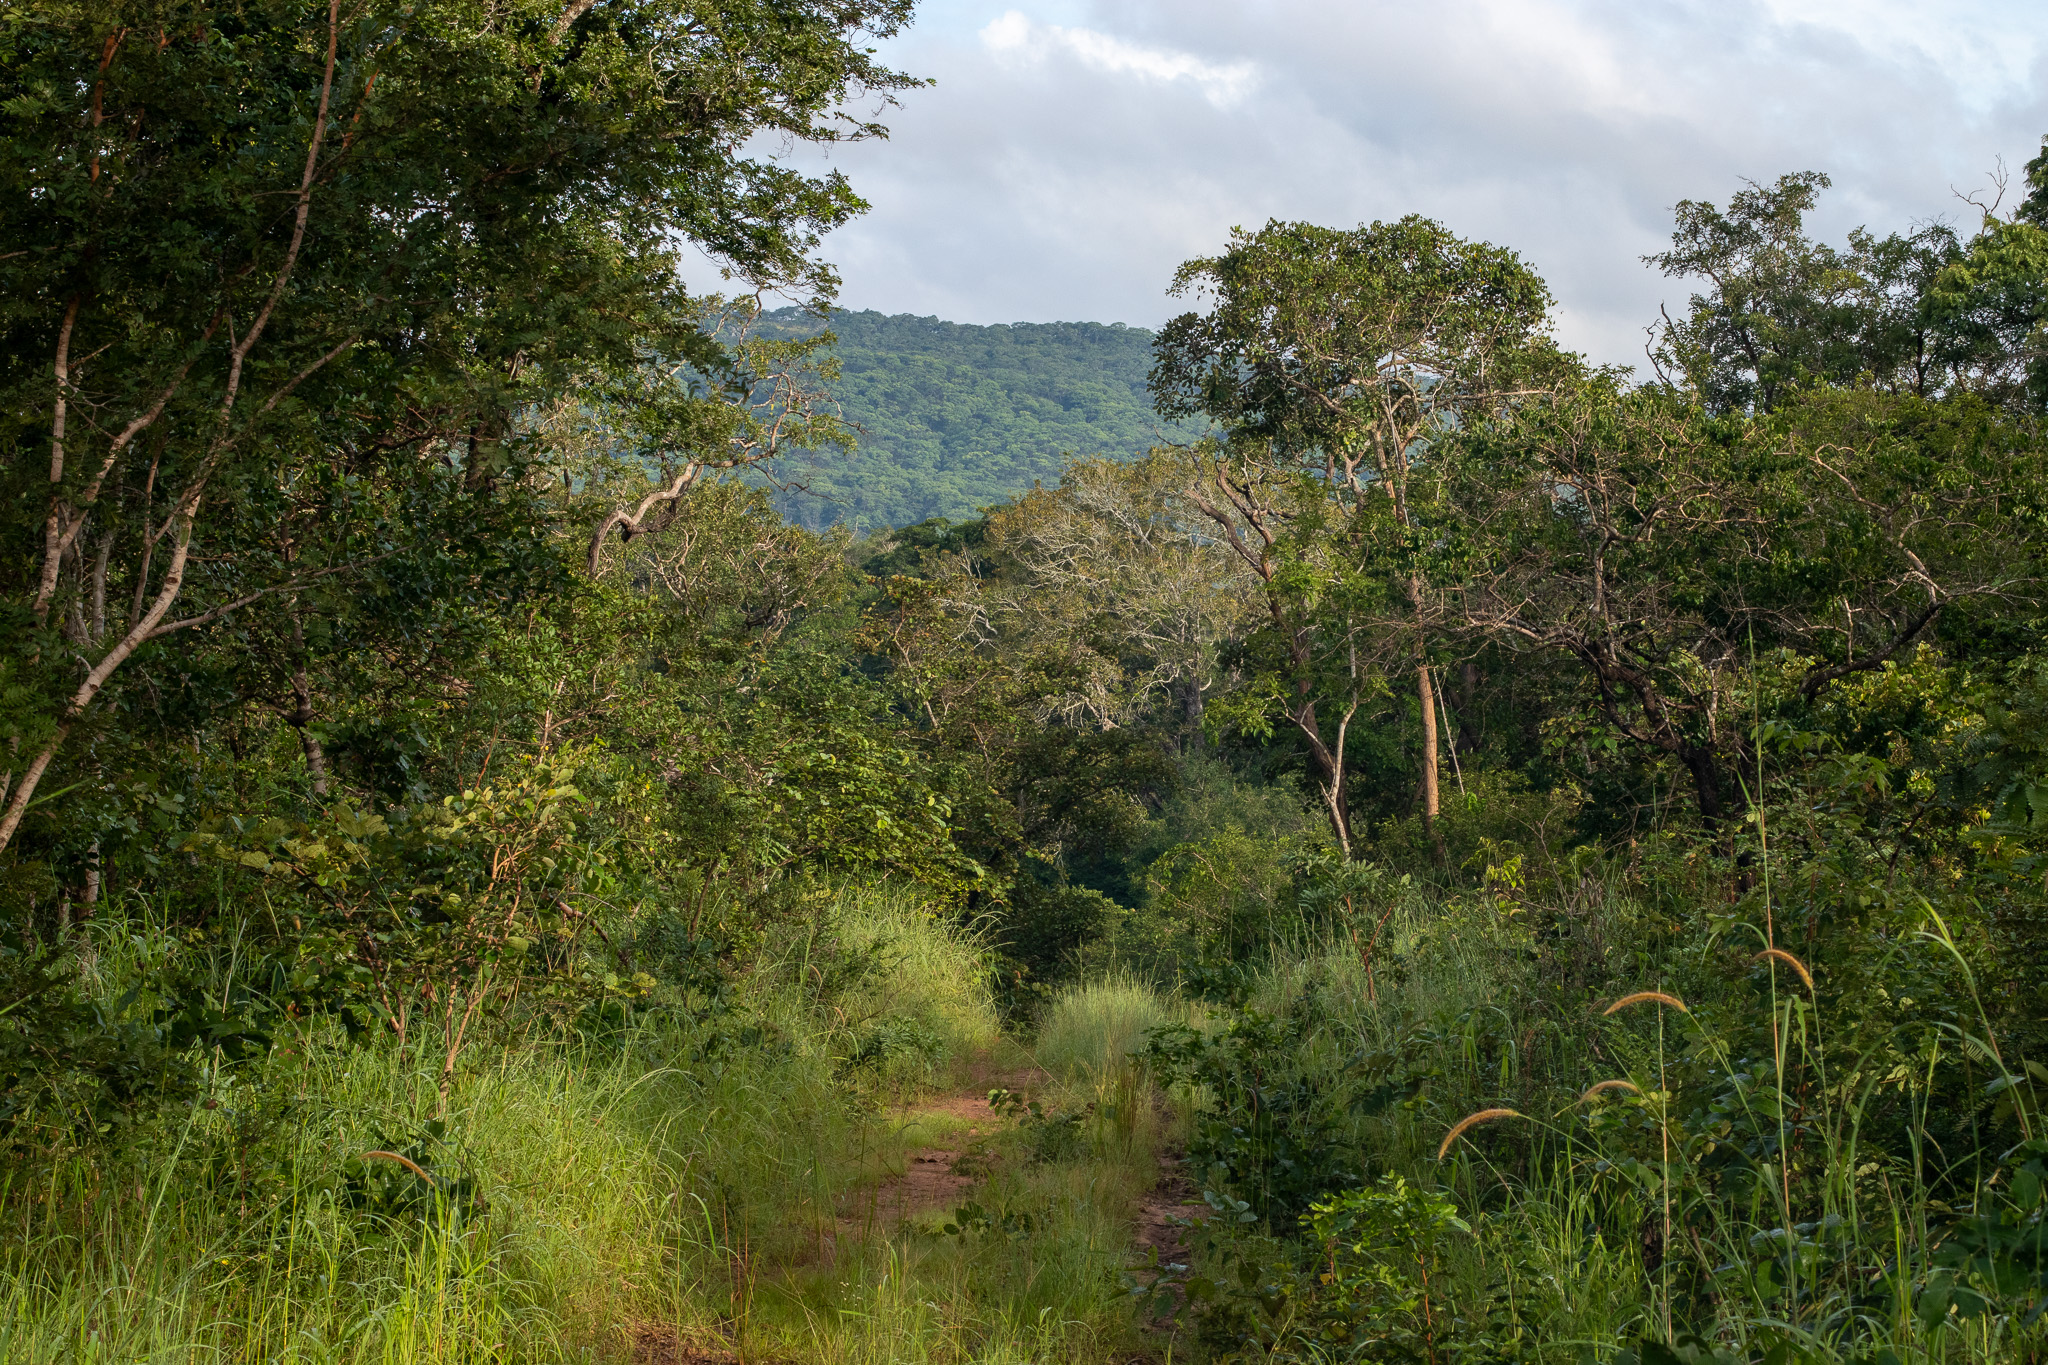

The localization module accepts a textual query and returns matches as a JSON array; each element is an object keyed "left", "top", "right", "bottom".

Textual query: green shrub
[
  {"left": 0, "top": 876, "right": 1036, "bottom": 1363},
  {"left": 806, "top": 881, "right": 1000, "bottom": 1086}
]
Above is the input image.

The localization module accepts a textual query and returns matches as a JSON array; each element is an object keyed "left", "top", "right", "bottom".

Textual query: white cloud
[
  {"left": 693, "top": 1, "right": 2048, "bottom": 369},
  {"left": 977, "top": 10, "right": 1259, "bottom": 109},
  {"left": 1754, "top": 0, "right": 2044, "bottom": 109}
]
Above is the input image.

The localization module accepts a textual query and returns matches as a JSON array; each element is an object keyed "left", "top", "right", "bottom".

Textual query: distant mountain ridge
[{"left": 749, "top": 308, "right": 1201, "bottom": 530}]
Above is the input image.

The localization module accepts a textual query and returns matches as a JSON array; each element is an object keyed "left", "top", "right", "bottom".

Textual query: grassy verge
[
  {"left": 0, "top": 886, "right": 1181, "bottom": 1364},
  {"left": 1035, "top": 972, "right": 1195, "bottom": 1083},
  {"left": 1145, "top": 877, "right": 2048, "bottom": 1363}
]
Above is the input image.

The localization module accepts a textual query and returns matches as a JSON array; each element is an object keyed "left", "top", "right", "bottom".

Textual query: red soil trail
[
  {"left": 854, "top": 1055, "right": 1048, "bottom": 1228},
  {"left": 1132, "top": 1145, "right": 1209, "bottom": 1272},
  {"left": 632, "top": 1053, "right": 1202, "bottom": 1363},
  {"left": 630, "top": 1327, "right": 740, "bottom": 1365}
]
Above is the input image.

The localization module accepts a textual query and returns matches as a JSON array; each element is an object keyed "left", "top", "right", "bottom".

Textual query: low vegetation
[
  {"left": 0, "top": 886, "right": 1162, "bottom": 1364},
  {"left": 6, "top": 4, "right": 2048, "bottom": 1362},
  {"left": 1036, "top": 974, "right": 1191, "bottom": 1082}
]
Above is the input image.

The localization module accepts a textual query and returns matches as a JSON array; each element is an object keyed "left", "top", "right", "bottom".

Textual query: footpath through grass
[{"left": 0, "top": 885, "right": 1186, "bottom": 1365}]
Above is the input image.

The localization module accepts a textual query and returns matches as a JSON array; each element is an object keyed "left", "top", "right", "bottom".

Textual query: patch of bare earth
[
  {"left": 865, "top": 1060, "right": 1047, "bottom": 1224},
  {"left": 793, "top": 1056, "right": 1050, "bottom": 1263},
  {"left": 636, "top": 1056, "right": 1220, "bottom": 1361},
  {"left": 1127, "top": 1141, "right": 1212, "bottom": 1364},
  {"left": 1136, "top": 1145, "right": 1211, "bottom": 1270},
  {"left": 629, "top": 1324, "right": 741, "bottom": 1365}
]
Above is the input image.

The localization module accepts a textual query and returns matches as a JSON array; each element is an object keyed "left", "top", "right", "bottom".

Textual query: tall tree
[
  {"left": 1453, "top": 375, "right": 2044, "bottom": 821},
  {"left": 1150, "top": 217, "right": 1556, "bottom": 855},
  {"left": 1921, "top": 140, "right": 2048, "bottom": 413},
  {"left": 0, "top": 0, "right": 917, "bottom": 859},
  {"left": 1647, "top": 171, "right": 1974, "bottom": 412},
  {"left": 971, "top": 451, "right": 1258, "bottom": 741}
]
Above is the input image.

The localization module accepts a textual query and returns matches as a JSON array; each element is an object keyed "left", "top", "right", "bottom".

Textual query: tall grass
[
  {"left": 1171, "top": 877, "right": 2048, "bottom": 1362},
  {"left": 0, "top": 880, "right": 1028, "bottom": 1364},
  {"left": 0, "top": 1025, "right": 701, "bottom": 1361},
  {"left": 817, "top": 881, "right": 1002, "bottom": 1071},
  {"left": 1034, "top": 972, "right": 1188, "bottom": 1081}
]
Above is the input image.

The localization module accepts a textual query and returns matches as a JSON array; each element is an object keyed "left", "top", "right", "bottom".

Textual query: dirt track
[{"left": 632, "top": 1054, "right": 1200, "bottom": 1363}]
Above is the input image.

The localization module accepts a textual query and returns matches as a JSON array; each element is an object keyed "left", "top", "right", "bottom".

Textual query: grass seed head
[
  {"left": 1437, "top": 1107, "right": 1523, "bottom": 1159},
  {"left": 360, "top": 1149, "right": 434, "bottom": 1181},
  {"left": 1754, "top": 947, "right": 1815, "bottom": 991},
  {"left": 1603, "top": 990, "right": 1688, "bottom": 1015},
  {"left": 1579, "top": 1079, "right": 1641, "bottom": 1103}
]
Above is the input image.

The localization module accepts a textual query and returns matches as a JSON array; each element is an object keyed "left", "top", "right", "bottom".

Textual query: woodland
[
  {"left": 746, "top": 308, "right": 1194, "bottom": 531},
  {"left": 4, "top": 3, "right": 2048, "bottom": 1364}
]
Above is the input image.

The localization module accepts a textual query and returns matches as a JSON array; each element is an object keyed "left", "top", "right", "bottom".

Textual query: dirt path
[
  {"left": 860, "top": 1058, "right": 1212, "bottom": 1268},
  {"left": 629, "top": 1327, "right": 740, "bottom": 1365},
  {"left": 633, "top": 1068, "right": 1048, "bottom": 1365},
  {"left": 857, "top": 1058, "right": 1047, "bottom": 1228},
  {"left": 634, "top": 1055, "right": 1200, "bottom": 1363},
  {"left": 1132, "top": 1145, "right": 1208, "bottom": 1272}
]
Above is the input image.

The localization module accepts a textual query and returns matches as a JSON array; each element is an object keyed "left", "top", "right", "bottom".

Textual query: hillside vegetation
[
  {"left": 751, "top": 309, "right": 1199, "bottom": 529},
  {"left": 7, "top": 5, "right": 2048, "bottom": 1364}
]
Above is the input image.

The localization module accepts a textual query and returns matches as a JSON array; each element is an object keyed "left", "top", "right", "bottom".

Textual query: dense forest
[
  {"left": 747, "top": 308, "right": 1198, "bottom": 531},
  {"left": 5, "top": 4, "right": 2048, "bottom": 1365}
]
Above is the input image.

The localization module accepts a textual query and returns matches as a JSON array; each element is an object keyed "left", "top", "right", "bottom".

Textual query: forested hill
[{"left": 750, "top": 308, "right": 1202, "bottom": 529}]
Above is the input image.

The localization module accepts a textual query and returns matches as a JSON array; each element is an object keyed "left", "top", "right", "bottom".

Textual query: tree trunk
[
  {"left": 1324, "top": 769, "right": 1353, "bottom": 859},
  {"left": 290, "top": 661, "right": 329, "bottom": 797},
  {"left": 1682, "top": 744, "right": 1724, "bottom": 825},
  {"left": 0, "top": 515, "right": 199, "bottom": 855},
  {"left": 90, "top": 534, "right": 111, "bottom": 643},
  {"left": 1294, "top": 706, "right": 1353, "bottom": 857},
  {"left": 1457, "top": 661, "right": 1480, "bottom": 754},
  {"left": 1418, "top": 663, "right": 1444, "bottom": 861}
]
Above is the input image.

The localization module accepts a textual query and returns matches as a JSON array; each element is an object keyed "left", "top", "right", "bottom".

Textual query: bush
[
  {"left": 805, "top": 881, "right": 1000, "bottom": 1086},
  {"left": 0, "top": 877, "right": 1005, "bottom": 1361},
  {"left": 0, "top": 993, "right": 856, "bottom": 1361},
  {"left": 987, "top": 876, "right": 1121, "bottom": 1004}
]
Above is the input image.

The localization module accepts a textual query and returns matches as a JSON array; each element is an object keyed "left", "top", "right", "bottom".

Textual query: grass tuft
[{"left": 1034, "top": 972, "right": 1182, "bottom": 1080}]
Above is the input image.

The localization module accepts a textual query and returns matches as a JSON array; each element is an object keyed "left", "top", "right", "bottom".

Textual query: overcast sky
[{"left": 702, "top": 0, "right": 2048, "bottom": 370}]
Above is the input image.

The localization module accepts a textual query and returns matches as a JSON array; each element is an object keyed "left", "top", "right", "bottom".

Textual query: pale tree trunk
[
  {"left": 90, "top": 533, "right": 111, "bottom": 642},
  {"left": 1406, "top": 559, "right": 1445, "bottom": 862},
  {"left": 1289, "top": 695, "right": 1354, "bottom": 858},
  {"left": 291, "top": 665, "right": 330, "bottom": 798},
  {"left": 0, "top": 513, "right": 199, "bottom": 853},
  {"left": 1309, "top": 719, "right": 1355, "bottom": 859},
  {"left": 0, "top": 1, "right": 343, "bottom": 857},
  {"left": 1418, "top": 661, "right": 1445, "bottom": 863},
  {"left": 1301, "top": 636, "right": 1367, "bottom": 860}
]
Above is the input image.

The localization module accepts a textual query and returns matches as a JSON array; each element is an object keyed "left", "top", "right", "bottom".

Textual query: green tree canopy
[
  {"left": 1149, "top": 216, "right": 1560, "bottom": 855},
  {"left": 0, "top": 0, "right": 916, "bottom": 855}
]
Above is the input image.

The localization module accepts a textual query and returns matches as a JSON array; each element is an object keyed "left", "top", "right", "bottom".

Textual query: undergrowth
[
  {"left": 0, "top": 881, "right": 1162, "bottom": 1365},
  {"left": 1142, "top": 855, "right": 2048, "bottom": 1365},
  {"left": 1035, "top": 972, "right": 1194, "bottom": 1082}
]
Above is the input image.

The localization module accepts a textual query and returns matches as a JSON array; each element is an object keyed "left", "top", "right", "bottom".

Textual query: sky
[{"left": 698, "top": 0, "right": 2048, "bottom": 370}]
